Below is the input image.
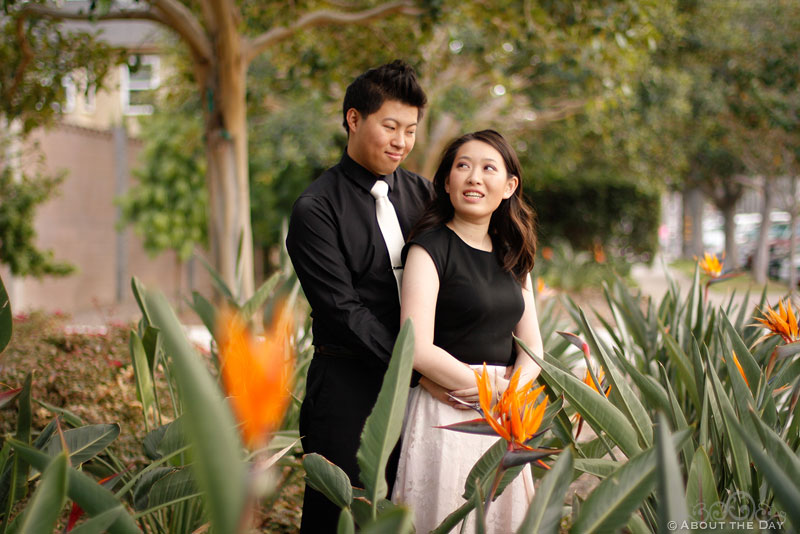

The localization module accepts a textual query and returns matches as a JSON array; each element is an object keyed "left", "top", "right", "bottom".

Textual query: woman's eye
[{"left": 485, "top": 165, "right": 497, "bottom": 172}]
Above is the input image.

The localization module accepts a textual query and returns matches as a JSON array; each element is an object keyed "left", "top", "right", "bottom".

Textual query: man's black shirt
[{"left": 286, "top": 151, "right": 433, "bottom": 365}]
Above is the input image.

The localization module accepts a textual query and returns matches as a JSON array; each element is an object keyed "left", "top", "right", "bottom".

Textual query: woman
[{"left": 392, "top": 130, "right": 544, "bottom": 533}]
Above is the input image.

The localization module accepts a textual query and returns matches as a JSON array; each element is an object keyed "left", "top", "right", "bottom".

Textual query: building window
[
  {"left": 120, "top": 55, "right": 160, "bottom": 116},
  {"left": 61, "top": 73, "right": 96, "bottom": 114}
]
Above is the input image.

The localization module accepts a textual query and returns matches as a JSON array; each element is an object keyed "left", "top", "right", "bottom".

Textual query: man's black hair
[{"left": 342, "top": 59, "right": 427, "bottom": 133}]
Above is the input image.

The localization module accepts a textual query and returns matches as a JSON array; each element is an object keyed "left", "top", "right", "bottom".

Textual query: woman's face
[{"left": 444, "top": 140, "right": 518, "bottom": 223}]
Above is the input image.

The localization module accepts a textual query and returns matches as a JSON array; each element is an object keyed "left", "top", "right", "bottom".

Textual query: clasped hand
[{"left": 419, "top": 366, "right": 513, "bottom": 410}]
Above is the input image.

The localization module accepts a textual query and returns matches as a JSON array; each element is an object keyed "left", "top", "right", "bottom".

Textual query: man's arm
[{"left": 286, "top": 195, "right": 396, "bottom": 364}]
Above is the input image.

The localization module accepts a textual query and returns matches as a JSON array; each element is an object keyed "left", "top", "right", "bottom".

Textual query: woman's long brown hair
[{"left": 409, "top": 130, "right": 537, "bottom": 282}]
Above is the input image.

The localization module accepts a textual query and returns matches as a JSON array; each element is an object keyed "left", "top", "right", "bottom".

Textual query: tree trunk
[
  {"left": 202, "top": 38, "right": 255, "bottom": 301},
  {"left": 789, "top": 175, "right": 798, "bottom": 294},
  {"left": 752, "top": 176, "right": 773, "bottom": 284},
  {"left": 722, "top": 202, "right": 738, "bottom": 268},
  {"left": 682, "top": 187, "right": 704, "bottom": 258}
]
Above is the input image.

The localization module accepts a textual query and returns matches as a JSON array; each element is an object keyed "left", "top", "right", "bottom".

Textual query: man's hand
[{"left": 419, "top": 376, "right": 454, "bottom": 405}]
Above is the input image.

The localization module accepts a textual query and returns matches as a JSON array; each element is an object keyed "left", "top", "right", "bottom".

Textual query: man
[{"left": 286, "top": 60, "right": 433, "bottom": 532}]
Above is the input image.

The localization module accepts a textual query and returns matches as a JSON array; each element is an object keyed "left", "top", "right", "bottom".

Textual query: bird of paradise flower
[
  {"left": 694, "top": 252, "right": 740, "bottom": 302},
  {"left": 439, "top": 363, "right": 559, "bottom": 517},
  {"left": 752, "top": 298, "right": 800, "bottom": 379},
  {"left": 216, "top": 302, "right": 295, "bottom": 449}
]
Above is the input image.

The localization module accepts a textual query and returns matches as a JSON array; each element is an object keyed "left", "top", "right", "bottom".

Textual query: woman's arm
[
  {"left": 401, "top": 245, "right": 479, "bottom": 391},
  {"left": 511, "top": 273, "right": 543, "bottom": 384}
]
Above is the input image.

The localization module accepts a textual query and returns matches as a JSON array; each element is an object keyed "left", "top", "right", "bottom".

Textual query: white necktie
[{"left": 370, "top": 179, "right": 405, "bottom": 301}]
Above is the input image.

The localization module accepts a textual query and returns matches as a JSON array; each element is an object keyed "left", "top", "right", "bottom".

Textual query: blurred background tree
[{"left": 0, "top": 12, "right": 119, "bottom": 276}]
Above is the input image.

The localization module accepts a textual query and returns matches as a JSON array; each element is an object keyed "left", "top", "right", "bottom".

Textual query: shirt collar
[{"left": 340, "top": 150, "right": 397, "bottom": 192}]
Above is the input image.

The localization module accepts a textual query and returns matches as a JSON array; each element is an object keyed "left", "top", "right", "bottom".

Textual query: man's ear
[{"left": 345, "top": 108, "right": 360, "bottom": 135}]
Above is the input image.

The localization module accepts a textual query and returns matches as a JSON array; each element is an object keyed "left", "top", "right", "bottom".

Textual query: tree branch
[
  {"left": 19, "top": 2, "right": 213, "bottom": 64},
  {"left": 244, "top": 0, "right": 422, "bottom": 64},
  {"left": 7, "top": 15, "right": 34, "bottom": 104}
]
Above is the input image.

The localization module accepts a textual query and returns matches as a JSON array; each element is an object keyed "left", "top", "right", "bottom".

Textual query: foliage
[
  {"left": 532, "top": 174, "right": 660, "bottom": 263},
  {"left": 117, "top": 110, "right": 207, "bottom": 261},
  {"left": 0, "top": 154, "right": 73, "bottom": 277},
  {"left": 534, "top": 239, "right": 630, "bottom": 293},
  {"left": 0, "top": 11, "right": 120, "bottom": 276}
]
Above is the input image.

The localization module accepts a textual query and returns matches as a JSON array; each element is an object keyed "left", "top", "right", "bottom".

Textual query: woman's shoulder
[{"left": 409, "top": 224, "right": 452, "bottom": 249}]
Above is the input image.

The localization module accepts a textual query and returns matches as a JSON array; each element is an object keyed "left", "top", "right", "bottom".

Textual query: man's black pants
[{"left": 299, "top": 353, "right": 401, "bottom": 533}]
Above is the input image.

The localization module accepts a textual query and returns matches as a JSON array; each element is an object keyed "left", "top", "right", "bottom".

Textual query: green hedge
[{"left": 529, "top": 174, "right": 660, "bottom": 263}]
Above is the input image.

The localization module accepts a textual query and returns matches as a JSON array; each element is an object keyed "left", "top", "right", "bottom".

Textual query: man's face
[{"left": 346, "top": 99, "right": 419, "bottom": 176}]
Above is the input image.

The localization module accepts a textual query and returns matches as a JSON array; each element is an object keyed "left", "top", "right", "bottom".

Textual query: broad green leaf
[
  {"left": 0, "top": 373, "right": 32, "bottom": 527},
  {"left": 197, "top": 255, "right": 236, "bottom": 303},
  {"left": 189, "top": 291, "right": 216, "bottom": 338},
  {"left": 35, "top": 399, "right": 84, "bottom": 427},
  {"left": 570, "top": 447, "right": 658, "bottom": 534},
  {"left": 239, "top": 271, "right": 280, "bottom": 322},
  {"left": 359, "top": 506, "right": 414, "bottom": 534},
  {"left": 349, "top": 495, "right": 398, "bottom": 527},
  {"left": 626, "top": 513, "right": 651, "bottom": 534},
  {"left": 132, "top": 467, "right": 175, "bottom": 510},
  {"left": 130, "top": 277, "right": 153, "bottom": 325},
  {"left": 733, "top": 419, "right": 800, "bottom": 528},
  {"left": 659, "top": 365, "right": 693, "bottom": 469},
  {"left": 302, "top": 453, "right": 352, "bottom": 510},
  {"left": 660, "top": 328, "right": 701, "bottom": 412},
  {"left": 516, "top": 448, "right": 573, "bottom": 534},
  {"left": 17, "top": 452, "right": 68, "bottom": 534},
  {"left": 572, "top": 458, "right": 622, "bottom": 478},
  {"left": 685, "top": 447, "right": 718, "bottom": 521},
  {"left": 721, "top": 311, "right": 761, "bottom": 393},
  {"left": 655, "top": 414, "right": 690, "bottom": 533},
  {"left": 357, "top": 319, "right": 415, "bottom": 516},
  {"left": 471, "top": 478, "right": 486, "bottom": 534},
  {"left": 129, "top": 332, "right": 156, "bottom": 431},
  {"left": 431, "top": 501, "right": 473, "bottom": 534},
  {"left": 0, "top": 274, "right": 11, "bottom": 354},
  {"left": 43, "top": 424, "right": 120, "bottom": 466},
  {"left": 8, "top": 439, "right": 141, "bottom": 534},
  {"left": 616, "top": 353, "right": 670, "bottom": 413},
  {"left": 520, "top": 345, "right": 641, "bottom": 458},
  {"left": 67, "top": 507, "right": 123, "bottom": 534},
  {"left": 705, "top": 363, "right": 750, "bottom": 493},
  {"left": 578, "top": 311, "right": 653, "bottom": 447},
  {"left": 747, "top": 408, "right": 800, "bottom": 484},
  {"left": 136, "top": 467, "right": 200, "bottom": 514},
  {"left": 145, "top": 290, "right": 247, "bottom": 534},
  {"left": 337, "top": 508, "right": 356, "bottom": 534}
]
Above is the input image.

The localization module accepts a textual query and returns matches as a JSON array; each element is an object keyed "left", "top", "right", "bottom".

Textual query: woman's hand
[{"left": 449, "top": 367, "right": 511, "bottom": 410}]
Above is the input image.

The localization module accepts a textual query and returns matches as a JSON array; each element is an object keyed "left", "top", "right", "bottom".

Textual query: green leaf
[
  {"left": 67, "top": 507, "right": 123, "bottom": 534},
  {"left": 239, "top": 271, "right": 281, "bottom": 322},
  {"left": 145, "top": 290, "right": 247, "bottom": 534},
  {"left": 8, "top": 439, "right": 141, "bottom": 534},
  {"left": 578, "top": 311, "right": 653, "bottom": 447},
  {"left": 43, "top": 424, "right": 121, "bottom": 466},
  {"left": 516, "top": 448, "right": 573, "bottom": 534},
  {"left": 0, "top": 372, "right": 32, "bottom": 529},
  {"left": 337, "top": 508, "right": 356, "bottom": 534},
  {"left": 136, "top": 467, "right": 200, "bottom": 514},
  {"left": 198, "top": 255, "right": 236, "bottom": 303},
  {"left": 685, "top": 447, "right": 718, "bottom": 521},
  {"left": 357, "top": 319, "right": 415, "bottom": 516},
  {"left": 746, "top": 408, "right": 800, "bottom": 486},
  {"left": 189, "top": 292, "right": 216, "bottom": 338},
  {"left": 572, "top": 458, "right": 622, "bottom": 479},
  {"left": 570, "top": 446, "right": 658, "bottom": 534},
  {"left": 0, "top": 274, "right": 11, "bottom": 354},
  {"left": 359, "top": 506, "right": 415, "bottom": 534},
  {"left": 129, "top": 331, "right": 156, "bottom": 431},
  {"left": 721, "top": 311, "right": 761, "bottom": 392},
  {"left": 130, "top": 277, "right": 153, "bottom": 325},
  {"left": 17, "top": 452, "right": 68, "bottom": 534},
  {"left": 520, "top": 345, "right": 641, "bottom": 458},
  {"left": 655, "top": 414, "right": 690, "bottom": 534},
  {"left": 302, "top": 453, "right": 352, "bottom": 510},
  {"left": 660, "top": 328, "right": 701, "bottom": 412},
  {"left": 732, "top": 419, "right": 800, "bottom": 528},
  {"left": 132, "top": 467, "right": 175, "bottom": 510},
  {"left": 705, "top": 362, "right": 750, "bottom": 493}
]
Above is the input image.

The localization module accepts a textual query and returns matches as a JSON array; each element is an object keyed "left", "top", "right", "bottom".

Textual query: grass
[{"left": 670, "top": 258, "right": 791, "bottom": 295}]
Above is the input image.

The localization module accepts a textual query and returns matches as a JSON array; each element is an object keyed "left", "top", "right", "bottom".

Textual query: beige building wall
[{"left": 6, "top": 122, "right": 211, "bottom": 322}]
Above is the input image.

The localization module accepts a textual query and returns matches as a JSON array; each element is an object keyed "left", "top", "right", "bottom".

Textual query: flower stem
[{"left": 484, "top": 462, "right": 506, "bottom": 519}]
